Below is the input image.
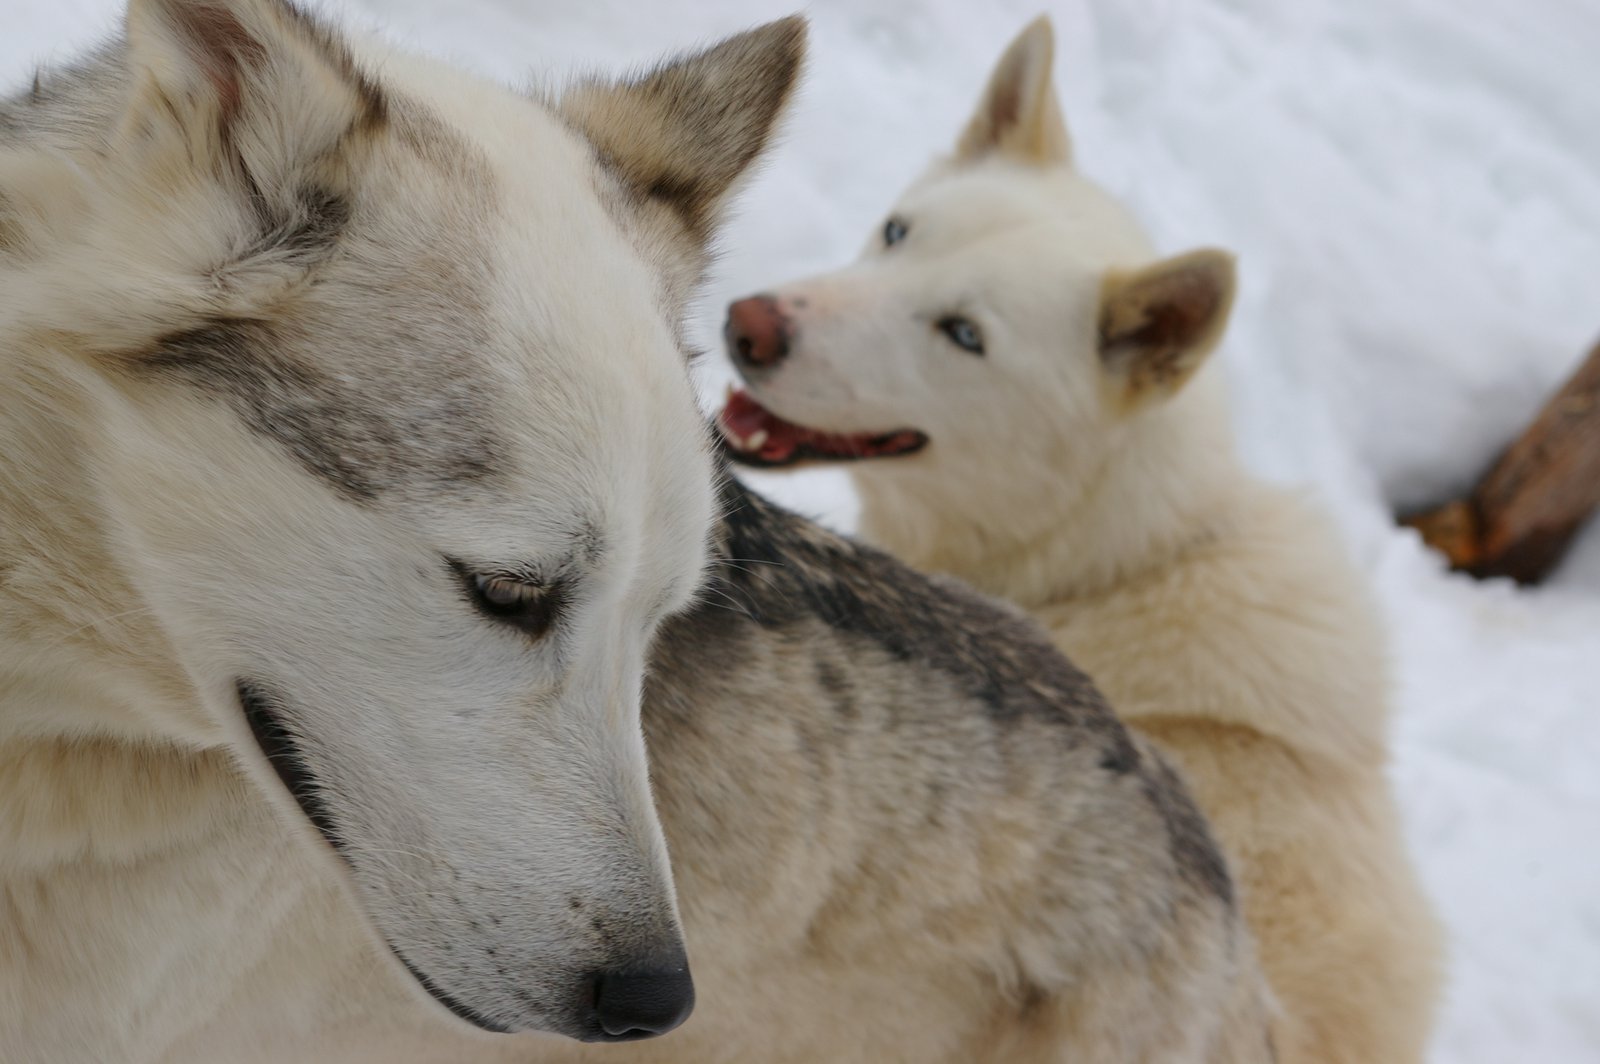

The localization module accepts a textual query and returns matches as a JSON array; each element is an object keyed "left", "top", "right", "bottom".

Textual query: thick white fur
[
  {"left": 733, "top": 17, "right": 1444, "bottom": 1063},
  {"left": 0, "top": 1, "right": 802, "bottom": 1058}
]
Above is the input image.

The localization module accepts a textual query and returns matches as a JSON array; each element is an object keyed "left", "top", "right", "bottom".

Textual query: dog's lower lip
[
  {"left": 716, "top": 387, "right": 929, "bottom": 467},
  {"left": 722, "top": 433, "right": 930, "bottom": 468},
  {"left": 236, "top": 682, "right": 515, "bottom": 1035},
  {"left": 392, "top": 947, "right": 512, "bottom": 1034}
]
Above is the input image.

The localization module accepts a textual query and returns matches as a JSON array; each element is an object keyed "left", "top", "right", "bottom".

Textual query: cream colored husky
[
  {"left": 719, "top": 17, "right": 1444, "bottom": 1063},
  {"left": 0, "top": 1, "right": 804, "bottom": 1059}
]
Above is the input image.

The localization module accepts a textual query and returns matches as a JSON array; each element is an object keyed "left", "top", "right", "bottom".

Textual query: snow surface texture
[{"left": 5, "top": 1, "right": 1598, "bottom": 1059}]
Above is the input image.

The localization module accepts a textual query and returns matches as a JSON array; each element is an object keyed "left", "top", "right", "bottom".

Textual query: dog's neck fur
[
  {"left": 857, "top": 371, "right": 1243, "bottom": 610},
  {"left": 0, "top": 349, "right": 238, "bottom": 870}
]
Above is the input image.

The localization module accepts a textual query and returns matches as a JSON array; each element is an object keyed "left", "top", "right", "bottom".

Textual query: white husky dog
[
  {"left": 719, "top": 17, "right": 1442, "bottom": 1063},
  {"left": 0, "top": 1, "right": 803, "bottom": 1059}
]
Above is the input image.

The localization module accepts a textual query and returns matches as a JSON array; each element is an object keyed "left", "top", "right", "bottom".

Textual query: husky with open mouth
[
  {"left": 718, "top": 16, "right": 1443, "bottom": 1063},
  {"left": 0, "top": 1, "right": 804, "bottom": 1058}
]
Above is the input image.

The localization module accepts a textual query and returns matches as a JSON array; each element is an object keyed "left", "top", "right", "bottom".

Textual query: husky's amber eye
[
  {"left": 452, "top": 562, "right": 564, "bottom": 640},
  {"left": 883, "top": 217, "right": 909, "bottom": 247},
  {"left": 937, "top": 316, "right": 985, "bottom": 356}
]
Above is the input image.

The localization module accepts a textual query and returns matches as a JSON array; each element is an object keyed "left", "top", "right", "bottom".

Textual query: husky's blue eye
[
  {"left": 883, "top": 217, "right": 908, "bottom": 247},
  {"left": 937, "top": 316, "right": 985, "bottom": 355}
]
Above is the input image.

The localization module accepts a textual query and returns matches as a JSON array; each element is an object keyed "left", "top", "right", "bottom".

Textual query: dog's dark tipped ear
[
  {"left": 1099, "top": 249, "right": 1236, "bottom": 410},
  {"left": 956, "top": 15, "right": 1071, "bottom": 166},
  {"left": 561, "top": 16, "right": 807, "bottom": 251},
  {"left": 119, "top": 0, "right": 383, "bottom": 194}
]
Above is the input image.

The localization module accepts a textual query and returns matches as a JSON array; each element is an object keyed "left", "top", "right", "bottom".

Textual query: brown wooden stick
[{"left": 1402, "top": 337, "right": 1600, "bottom": 584}]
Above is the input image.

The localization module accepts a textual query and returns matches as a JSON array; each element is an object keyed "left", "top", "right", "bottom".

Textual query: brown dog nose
[{"left": 724, "top": 295, "right": 790, "bottom": 369}]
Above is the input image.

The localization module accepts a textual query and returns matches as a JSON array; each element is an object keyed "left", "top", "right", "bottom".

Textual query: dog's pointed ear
[
  {"left": 956, "top": 15, "right": 1071, "bottom": 166},
  {"left": 560, "top": 16, "right": 806, "bottom": 253},
  {"left": 1099, "top": 249, "right": 1236, "bottom": 409},
  {"left": 119, "top": 0, "right": 384, "bottom": 195}
]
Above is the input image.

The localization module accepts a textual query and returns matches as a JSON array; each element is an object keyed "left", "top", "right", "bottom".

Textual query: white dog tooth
[{"left": 748, "top": 429, "right": 768, "bottom": 450}]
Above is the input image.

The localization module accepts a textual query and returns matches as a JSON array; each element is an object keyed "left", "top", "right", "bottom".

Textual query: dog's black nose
[
  {"left": 590, "top": 962, "right": 695, "bottom": 1041},
  {"left": 725, "top": 294, "right": 791, "bottom": 369}
]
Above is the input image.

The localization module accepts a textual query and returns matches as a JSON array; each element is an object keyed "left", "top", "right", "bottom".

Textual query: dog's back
[
  {"left": 1033, "top": 481, "right": 1443, "bottom": 1063},
  {"left": 602, "top": 479, "right": 1274, "bottom": 1063}
]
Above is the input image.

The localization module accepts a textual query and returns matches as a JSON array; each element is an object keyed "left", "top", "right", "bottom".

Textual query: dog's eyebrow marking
[{"left": 139, "top": 317, "right": 504, "bottom": 503}]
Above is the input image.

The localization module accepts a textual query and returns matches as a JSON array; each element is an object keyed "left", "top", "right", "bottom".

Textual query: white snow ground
[{"left": 5, "top": 0, "right": 1598, "bottom": 1059}]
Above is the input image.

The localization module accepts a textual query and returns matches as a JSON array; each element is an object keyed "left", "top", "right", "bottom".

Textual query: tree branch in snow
[{"left": 1403, "top": 336, "right": 1600, "bottom": 584}]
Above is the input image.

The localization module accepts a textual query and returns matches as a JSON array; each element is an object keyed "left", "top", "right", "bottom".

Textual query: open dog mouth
[{"left": 716, "top": 387, "right": 928, "bottom": 468}]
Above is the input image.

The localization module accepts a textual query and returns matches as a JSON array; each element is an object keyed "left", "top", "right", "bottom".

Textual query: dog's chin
[{"left": 717, "top": 387, "right": 928, "bottom": 469}]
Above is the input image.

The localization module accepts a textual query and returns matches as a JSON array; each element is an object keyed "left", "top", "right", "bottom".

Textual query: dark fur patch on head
[
  {"left": 140, "top": 317, "right": 503, "bottom": 502},
  {"left": 240, "top": 182, "right": 350, "bottom": 265}
]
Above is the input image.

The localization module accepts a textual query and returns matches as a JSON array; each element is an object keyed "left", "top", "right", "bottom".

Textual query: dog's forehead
[
  {"left": 144, "top": 50, "right": 701, "bottom": 520},
  {"left": 362, "top": 48, "right": 694, "bottom": 413},
  {"left": 895, "top": 168, "right": 1050, "bottom": 243},
  {"left": 898, "top": 164, "right": 1153, "bottom": 263}
]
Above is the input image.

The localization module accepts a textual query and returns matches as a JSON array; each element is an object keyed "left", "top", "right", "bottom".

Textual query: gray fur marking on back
[{"left": 655, "top": 470, "right": 1236, "bottom": 908}]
